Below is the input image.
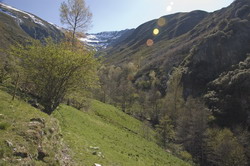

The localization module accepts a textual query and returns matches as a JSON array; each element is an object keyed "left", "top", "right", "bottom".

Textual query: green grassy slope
[
  {"left": 53, "top": 100, "right": 191, "bottom": 166},
  {"left": 0, "top": 89, "right": 71, "bottom": 165},
  {"left": 0, "top": 88, "right": 190, "bottom": 165}
]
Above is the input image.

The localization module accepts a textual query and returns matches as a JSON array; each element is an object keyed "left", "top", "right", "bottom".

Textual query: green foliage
[
  {"left": 9, "top": 39, "right": 99, "bottom": 114},
  {"left": 233, "top": 127, "right": 250, "bottom": 163},
  {"left": 163, "top": 68, "right": 185, "bottom": 124},
  {"left": 204, "top": 55, "right": 250, "bottom": 128},
  {"left": 163, "top": 143, "right": 194, "bottom": 165},
  {"left": 140, "top": 120, "right": 155, "bottom": 141},
  {"left": 205, "top": 128, "right": 248, "bottom": 166},
  {"left": 96, "top": 63, "right": 138, "bottom": 113},
  {"left": 179, "top": 151, "right": 194, "bottom": 163},
  {"left": 176, "top": 98, "right": 210, "bottom": 164},
  {"left": 0, "top": 122, "right": 10, "bottom": 130},
  {"left": 156, "top": 115, "right": 175, "bottom": 147}
]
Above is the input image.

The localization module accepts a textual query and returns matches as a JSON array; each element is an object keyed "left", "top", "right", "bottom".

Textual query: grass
[
  {"left": 0, "top": 88, "right": 48, "bottom": 165},
  {"left": 0, "top": 88, "right": 66, "bottom": 165},
  {"left": 53, "top": 100, "right": 191, "bottom": 166},
  {"left": 0, "top": 87, "right": 190, "bottom": 165}
]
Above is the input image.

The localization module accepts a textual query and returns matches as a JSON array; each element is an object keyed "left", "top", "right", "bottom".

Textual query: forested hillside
[{"left": 95, "top": 0, "right": 250, "bottom": 165}]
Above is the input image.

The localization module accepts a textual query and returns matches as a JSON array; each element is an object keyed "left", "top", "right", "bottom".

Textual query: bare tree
[{"left": 60, "top": 0, "right": 92, "bottom": 43}]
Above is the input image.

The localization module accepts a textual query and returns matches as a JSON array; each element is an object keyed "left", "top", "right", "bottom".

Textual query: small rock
[
  {"left": 5, "top": 140, "right": 13, "bottom": 147},
  {"left": 89, "top": 146, "right": 99, "bottom": 150},
  {"left": 166, "top": 149, "right": 171, "bottom": 153},
  {"left": 26, "top": 129, "right": 42, "bottom": 140},
  {"left": 92, "top": 151, "right": 97, "bottom": 155},
  {"left": 94, "top": 163, "right": 102, "bottom": 166},
  {"left": 28, "top": 121, "right": 45, "bottom": 129},
  {"left": 30, "top": 118, "right": 45, "bottom": 124},
  {"left": 49, "top": 127, "right": 55, "bottom": 134}
]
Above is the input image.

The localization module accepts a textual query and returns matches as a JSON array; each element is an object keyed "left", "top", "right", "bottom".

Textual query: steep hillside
[
  {"left": 0, "top": 3, "right": 64, "bottom": 47},
  {"left": 0, "top": 88, "right": 190, "bottom": 165},
  {"left": 53, "top": 101, "right": 190, "bottom": 166},
  {"left": 103, "top": 0, "right": 250, "bottom": 98},
  {"left": 204, "top": 56, "right": 250, "bottom": 128},
  {"left": 181, "top": 0, "right": 250, "bottom": 96},
  {"left": 104, "top": 10, "right": 208, "bottom": 65}
]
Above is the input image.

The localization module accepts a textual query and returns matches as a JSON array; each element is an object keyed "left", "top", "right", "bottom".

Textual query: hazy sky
[{"left": 2, "top": 0, "right": 234, "bottom": 33}]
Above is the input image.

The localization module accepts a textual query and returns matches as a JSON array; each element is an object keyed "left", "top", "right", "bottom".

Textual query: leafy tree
[
  {"left": 0, "top": 53, "right": 9, "bottom": 84},
  {"left": 140, "top": 120, "right": 155, "bottom": 141},
  {"left": 9, "top": 39, "right": 98, "bottom": 114},
  {"left": 110, "top": 62, "right": 137, "bottom": 112},
  {"left": 176, "top": 98, "right": 210, "bottom": 165},
  {"left": 233, "top": 127, "right": 250, "bottom": 164},
  {"left": 60, "top": 0, "right": 92, "bottom": 43},
  {"left": 204, "top": 56, "right": 250, "bottom": 129},
  {"left": 146, "top": 89, "right": 162, "bottom": 125},
  {"left": 156, "top": 115, "right": 175, "bottom": 147},
  {"left": 163, "top": 68, "right": 185, "bottom": 125},
  {"left": 205, "top": 128, "right": 248, "bottom": 166},
  {"left": 95, "top": 65, "right": 122, "bottom": 104}
]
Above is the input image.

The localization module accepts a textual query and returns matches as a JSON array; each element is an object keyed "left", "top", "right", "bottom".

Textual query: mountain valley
[{"left": 0, "top": 0, "right": 250, "bottom": 165}]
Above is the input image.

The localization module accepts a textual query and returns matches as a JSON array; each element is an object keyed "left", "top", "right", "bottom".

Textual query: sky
[{"left": 2, "top": 0, "right": 234, "bottom": 33}]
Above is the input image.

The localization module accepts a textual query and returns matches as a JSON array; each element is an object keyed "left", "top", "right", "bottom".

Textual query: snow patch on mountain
[
  {"left": 0, "top": 3, "right": 45, "bottom": 27},
  {"left": 79, "top": 30, "right": 133, "bottom": 50}
]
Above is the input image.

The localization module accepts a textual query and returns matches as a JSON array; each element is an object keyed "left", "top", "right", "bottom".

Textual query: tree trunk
[{"left": 12, "top": 73, "right": 19, "bottom": 101}]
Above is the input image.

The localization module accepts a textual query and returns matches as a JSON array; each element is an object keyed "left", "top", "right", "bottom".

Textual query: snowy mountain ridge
[
  {"left": 1, "top": 3, "right": 48, "bottom": 27},
  {"left": 0, "top": 3, "right": 133, "bottom": 50},
  {"left": 0, "top": 3, "right": 64, "bottom": 41},
  {"left": 79, "top": 29, "right": 134, "bottom": 50}
]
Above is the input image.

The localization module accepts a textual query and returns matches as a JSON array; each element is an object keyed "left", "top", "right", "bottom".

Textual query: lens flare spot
[
  {"left": 153, "top": 28, "right": 159, "bottom": 35},
  {"left": 157, "top": 17, "right": 166, "bottom": 27},
  {"left": 166, "top": 5, "right": 172, "bottom": 12},
  {"left": 146, "top": 39, "right": 154, "bottom": 46}
]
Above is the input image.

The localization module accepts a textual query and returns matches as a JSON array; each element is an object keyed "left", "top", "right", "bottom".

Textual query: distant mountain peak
[
  {"left": 0, "top": 3, "right": 64, "bottom": 44},
  {"left": 79, "top": 29, "right": 134, "bottom": 50},
  {"left": 0, "top": 3, "right": 46, "bottom": 27}
]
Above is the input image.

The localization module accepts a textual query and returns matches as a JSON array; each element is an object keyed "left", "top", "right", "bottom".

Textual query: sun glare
[{"left": 153, "top": 28, "right": 159, "bottom": 35}]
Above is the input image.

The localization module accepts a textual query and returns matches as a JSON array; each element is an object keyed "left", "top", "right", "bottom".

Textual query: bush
[{"left": 9, "top": 39, "right": 99, "bottom": 114}]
